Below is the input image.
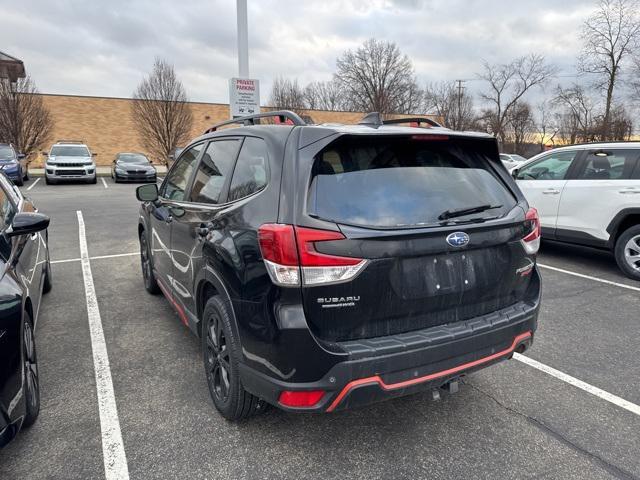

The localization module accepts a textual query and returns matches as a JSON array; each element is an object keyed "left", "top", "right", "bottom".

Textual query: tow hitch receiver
[{"left": 432, "top": 378, "right": 461, "bottom": 401}]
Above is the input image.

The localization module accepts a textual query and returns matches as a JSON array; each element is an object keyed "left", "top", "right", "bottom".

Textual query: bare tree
[
  {"left": 478, "top": 54, "right": 556, "bottom": 144},
  {"left": 131, "top": 59, "right": 193, "bottom": 165},
  {"left": 0, "top": 76, "right": 53, "bottom": 159},
  {"left": 504, "top": 102, "right": 536, "bottom": 155},
  {"left": 609, "top": 104, "right": 633, "bottom": 139},
  {"left": 269, "top": 77, "right": 306, "bottom": 113},
  {"left": 335, "top": 39, "right": 422, "bottom": 114},
  {"left": 536, "top": 101, "right": 560, "bottom": 150},
  {"left": 424, "top": 81, "right": 476, "bottom": 130},
  {"left": 579, "top": 0, "right": 640, "bottom": 140},
  {"left": 554, "top": 84, "right": 598, "bottom": 143},
  {"left": 304, "top": 80, "right": 347, "bottom": 111}
]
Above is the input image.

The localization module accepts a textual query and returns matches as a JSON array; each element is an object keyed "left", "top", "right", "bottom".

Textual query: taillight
[
  {"left": 258, "top": 224, "right": 368, "bottom": 287},
  {"left": 521, "top": 207, "right": 541, "bottom": 255},
  {"left": 278, "top": 390, "right": 325, "bottom": 408}
]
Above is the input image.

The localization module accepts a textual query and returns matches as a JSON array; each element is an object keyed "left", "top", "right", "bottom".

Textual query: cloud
[{"left": 0, "top": 0, "right": 598, "bottom": 104}]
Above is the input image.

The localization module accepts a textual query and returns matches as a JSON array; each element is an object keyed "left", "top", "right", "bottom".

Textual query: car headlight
[{"left": 115, "top": 167, "right": 126, "bottom": 174}]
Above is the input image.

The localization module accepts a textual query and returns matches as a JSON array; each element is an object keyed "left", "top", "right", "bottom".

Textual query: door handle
[
  {"left": 196, "top": 223, "right": 212, "bottom": 237},
  {"left": 619, "top": 188, "right": 640, "bottom": 194},
  {"left": 542, "top": 188, "right": 560, "bottom": 195}
]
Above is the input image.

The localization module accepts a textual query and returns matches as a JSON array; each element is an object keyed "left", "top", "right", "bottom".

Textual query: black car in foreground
[
  {"left": 112, "top": 152, "right": 157, "bottom": 183},
  {"left": 0, "top": 172, "right": 51, "bottom": 447},
  {"left": 136, "top": 111, "right": 541, "bottom": 420}
]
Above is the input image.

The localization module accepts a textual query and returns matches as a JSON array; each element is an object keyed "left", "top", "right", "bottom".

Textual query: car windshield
[
  {"left": 0, "top": 146, "right": 14, "bottom": 160},
  {"left": 50, "top": 145, "right": 90, "bottom": 156},
  {"left": 118, "top": 154, "right": 150, "bottom": 164}
]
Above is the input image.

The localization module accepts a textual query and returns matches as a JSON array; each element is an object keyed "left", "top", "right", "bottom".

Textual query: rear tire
[
  {"left": 614, "top": 225, "right": 640, "bottom": 281},
  {"left": 140, "top": 230, "right": 160, "bottom": 294},
  {"left": 22, "top": 312, "right": 40, "bottom": 428},
  {"left": 202, "top": 295, "right": 267, "bottom": 421}
]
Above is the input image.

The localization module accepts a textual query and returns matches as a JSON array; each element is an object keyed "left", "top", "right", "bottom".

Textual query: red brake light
[
  {"left": 294, "top": 227, "right": 361, "bottom": 266},
  {"left": 521, "top": 208, "right": 541, "bottom": 254},
  {"left": 278, "top": 390, "right": 325, "bottom": 408},
  {"left": 258, "top": 224, "right": 298, "bottom": 265}
]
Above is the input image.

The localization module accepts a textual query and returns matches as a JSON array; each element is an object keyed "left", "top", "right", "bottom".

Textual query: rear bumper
[{"left": 240, "top": 299, "right": 538, "bottom": 413}]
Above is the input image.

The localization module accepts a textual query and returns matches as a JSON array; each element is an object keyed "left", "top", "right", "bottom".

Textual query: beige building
[{"left": 36, "top": 94, "right": 438, "bottom": 167}]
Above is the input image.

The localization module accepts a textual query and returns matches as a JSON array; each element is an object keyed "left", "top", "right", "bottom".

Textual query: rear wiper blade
[{"left": 438, "top": 204, "right": 502, "bottom": 220}]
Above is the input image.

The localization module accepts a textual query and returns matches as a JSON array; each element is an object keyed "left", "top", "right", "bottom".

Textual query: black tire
[
  {"left": 90, "top": 176, "right": 97, "bottom": 184},
  {"left": 22, "top": 312, "right": 40, "bottom": 428},
  {"left": 202, "top": 295, "right": 266, "bottom": 420},
  {"left": 45, "top": 176, "right": 53, "bottom": 185},
  {"left": 15, "top": 176, "right": 24, "bottom": 187},
  {"left": 42, "top": 239, "right": 52, "bottom": 294},
  {"left": 24, "top": 168, "right": 29, "bottom": 181},
  {"left": 139, "top": 230, "right": 160, "bottom": 294},
  {"left": 614, "top": 225, "right": 640, "bottom": 281}
]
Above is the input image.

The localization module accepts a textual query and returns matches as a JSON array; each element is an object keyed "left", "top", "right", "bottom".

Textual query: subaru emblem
[{"left": 446, "top": 232, "right": 470, "bottom": 247}]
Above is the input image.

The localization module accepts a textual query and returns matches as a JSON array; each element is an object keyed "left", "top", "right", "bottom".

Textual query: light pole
[{"left": 237, "top": 0, "right": 249, "bottom": 78}]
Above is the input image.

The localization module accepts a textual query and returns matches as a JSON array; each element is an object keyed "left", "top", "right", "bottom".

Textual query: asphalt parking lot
[{"left": 1, "top": 176, "right": 639, "bottom": 480}]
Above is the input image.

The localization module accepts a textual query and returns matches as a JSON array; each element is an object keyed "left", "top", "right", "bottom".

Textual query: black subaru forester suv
[{"left": 136, "top": 111, "right": 541, "bottom": 420}]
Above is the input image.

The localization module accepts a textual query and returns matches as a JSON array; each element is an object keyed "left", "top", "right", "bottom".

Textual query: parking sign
[{"left": 229, "top": 77, "right": 260, "bottom": 118}]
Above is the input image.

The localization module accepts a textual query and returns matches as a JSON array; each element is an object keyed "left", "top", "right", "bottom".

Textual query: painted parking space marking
[
  {"left": 51, "top": 252, "right": 139, "bottom": 264},
  {"left": 538, "top": 263, "right": 640, "bottom": 293},
  {"left": 77, "top": 211, "right": 130, "bottom": 480},
  {"left": 102, "top": 178, "right": 109, "bottom": 188},
  {"left": 27, "top": 178, "right": 40, "bottom": 190},
  {"left": 514, "top": 353, "right": 640, "bottom": 417}
]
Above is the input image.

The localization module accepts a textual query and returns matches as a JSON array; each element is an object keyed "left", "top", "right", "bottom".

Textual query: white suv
[
  {"left": 44, "top": 141, "right": 97, "bottom": 184},
  {"left": 514, "top": 142, "right": 640, "bottom": 280}
]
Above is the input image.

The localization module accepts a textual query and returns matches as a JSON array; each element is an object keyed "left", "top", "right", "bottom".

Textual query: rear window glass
[{"left": 307, "top": 136, "right": 516, "bottom": 229}]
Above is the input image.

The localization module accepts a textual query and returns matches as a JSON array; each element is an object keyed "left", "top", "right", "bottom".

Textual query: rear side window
[
  {"left": 307, "top": 136, "right": 516, "bottom": 229},
  {"left": 228, "top": 137, "right": 268, "bottom": 202},
  {"left": 576, "top": 150, "right": 639, "bottom": 180},
  {"left": 190, "top": 140, "right": 241, "bottom": 204}
]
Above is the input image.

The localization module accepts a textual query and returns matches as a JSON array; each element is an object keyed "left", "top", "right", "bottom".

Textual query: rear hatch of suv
[{"left": 264, "top": 133, "right": 539, "bottom": 343}]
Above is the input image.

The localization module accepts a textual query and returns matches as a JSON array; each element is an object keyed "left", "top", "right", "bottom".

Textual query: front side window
[
  {"left": 190, "top": 140, "right": 241, "bottom": 204},
  {"left": 576, "top": 150, "right": 639, "bottom": 180},
  {"left": 0, "top": 185, "right": 15, "bottom": 231},
  {"left": 161, "top": 144, "right": 203, "bottom": 201},
  {"left": 516, "top": 150, "right": 578, "bottom": 180},
  {"left": 228, "top": 137, "right": 269, "bottom": 202},
  {"left": 308, "top": 136, "right": 516, "bottom": 229}
]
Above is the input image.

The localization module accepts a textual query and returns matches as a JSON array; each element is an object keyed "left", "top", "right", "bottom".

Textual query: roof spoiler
[
  {"left": 358, "top": 112, "right": 443, "bottom": 128},
  {"left": 204, "top": 110, "right": 306, "bottom": 134}
]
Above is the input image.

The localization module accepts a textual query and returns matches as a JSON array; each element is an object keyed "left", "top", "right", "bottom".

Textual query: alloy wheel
[
  {"left": 205, "top": 312, "right": 231, "bottom": 404},
  {"left": 140, "top": 235, "right": 152, "bottom": 285},
  {"left": 623, "top": 235, "right": 640, "bottom": 272}
]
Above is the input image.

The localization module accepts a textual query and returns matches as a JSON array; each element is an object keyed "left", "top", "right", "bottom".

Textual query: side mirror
[
  {"left": 17, "top": 153, "right": 26, "bottom": 159},
  {"left": 136, "top": 183, "right": 159, "bottom": 202},
  {"left": 511, "top": 169, "right": 519, "bottom": 179},
  {"left": 6, "top": 212, "right": 50, "bottom": 238}
]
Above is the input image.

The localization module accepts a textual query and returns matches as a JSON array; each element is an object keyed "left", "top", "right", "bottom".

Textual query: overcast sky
[{"left": 0, "top": 0, "right": 599, "bottom": 105}]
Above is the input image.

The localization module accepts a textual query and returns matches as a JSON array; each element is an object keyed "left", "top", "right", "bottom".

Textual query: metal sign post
[{"left": 229, "top": 0, "right": 260, "bottom": 118}]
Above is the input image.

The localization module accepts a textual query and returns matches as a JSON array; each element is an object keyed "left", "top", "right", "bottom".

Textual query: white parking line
[
  {"left": 76, "top": 211, "right": 130, "bottom": 480},
  {"left": 27, "top": 178, "right": 40, "bottom": 190},
  {"left": 101, "top": 178, "right": 108, "bottom": 188},
  {"left": 51, "top": 252, "right": 139, "bottom": 264},
  {"left": 514, "top": 353, "right": 640, "bottom": 417},
  {"left": 538, "top": 263, "right": 640, "bottom": 293}
]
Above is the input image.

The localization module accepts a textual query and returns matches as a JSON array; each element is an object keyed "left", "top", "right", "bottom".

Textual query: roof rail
[
  {"left": 204, "top": 110, "right": 306, "bottom": 134},
  {"left": 55, "top": 139, "right": 85, "bottom": 144},
  {"left": 383, "top": 117, "right": 443, "bottom": 128}
]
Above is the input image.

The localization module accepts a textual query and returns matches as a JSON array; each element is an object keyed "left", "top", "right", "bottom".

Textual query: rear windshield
[
  {"left": 51, "top": 145, "right": 90, "bottom": 157},
  {"left": 307, "top": 136, "right": 516, "bottom": 229}
]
